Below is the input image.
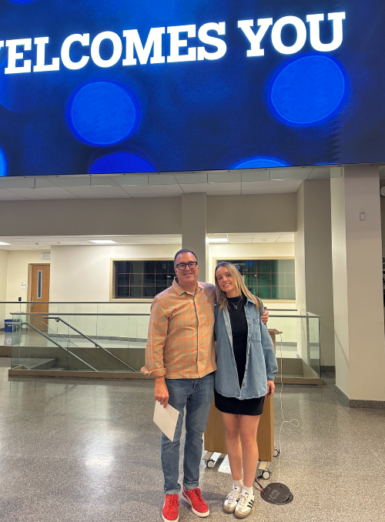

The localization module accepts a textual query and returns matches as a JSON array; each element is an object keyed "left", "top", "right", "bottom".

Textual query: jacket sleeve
[
  {"left": 144, "top": 298, "right": 169, "bottom": 378},
  {"left": 260, "top": 317, "right": 278, "bottom": 381}
]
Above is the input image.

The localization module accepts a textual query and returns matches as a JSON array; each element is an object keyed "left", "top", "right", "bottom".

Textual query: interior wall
[
  {"left": 0, "top": 198, "right": 182, "bottom": 237},
  {"left": 5, "top": 251, "right": 50, "bottom": 319},
  {"left": 208, "top": 242, "right": 295, "bottom": 288},
  {"left": 295, "top": 180, "right": 335, "bottom": 368},
  {"left": 50, "top": 244, "right": 181, "bottom": 302},
  {"left": 380, "top": 180, "right": 385, "bottom": 258},
  {"left": 0, "top": 193, "right": 297, "bottom": 237},
  {"left": 0, "top": 250, "right": 8, "bottom": 325},
  {"left": 294, "top": 184, "right": 307, "bottom": 360},
  {"left": 208, "top": 194, "right": 297, "bottom": 233}
]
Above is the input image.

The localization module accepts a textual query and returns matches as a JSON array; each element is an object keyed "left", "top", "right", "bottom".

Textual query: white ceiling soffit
[
  {"left": 0, "top": 232, "right": 294, "bottom": 250},
  {"left": 0, "top": 166, "right": 381, "bottom": 201}
]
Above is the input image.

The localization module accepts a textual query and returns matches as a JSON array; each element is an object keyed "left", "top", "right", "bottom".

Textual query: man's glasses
[{"left": 175, "top": 262, "right": 198, "bottom": 270}]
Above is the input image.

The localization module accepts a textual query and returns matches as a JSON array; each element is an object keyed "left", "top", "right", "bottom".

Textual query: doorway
[{"left": 28, "top": 264, "right": 50, "bottom": 330}]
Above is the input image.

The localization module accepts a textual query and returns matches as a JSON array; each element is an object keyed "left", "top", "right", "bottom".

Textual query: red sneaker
[
  {"left": 182, "top": 487, "right": 210, "bottom": 518},
  {"left": 162, "top": 494, "right": 180, "bottom": 522}
]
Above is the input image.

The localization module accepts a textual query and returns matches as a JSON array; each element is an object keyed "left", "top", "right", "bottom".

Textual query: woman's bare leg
[
  {"left": 239, "top": 415, "right": 261, "bottom": 488},
  {"left": 221, "top": 413, "right": 242, "bottom": 481}
]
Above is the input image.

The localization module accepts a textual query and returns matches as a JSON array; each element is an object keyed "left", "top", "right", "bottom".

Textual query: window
[
  {"left": 113, "top": 260, "right": 175, "bottom": 299},
  {"left": 216, "top": 259, "right": 295, "bottom": 300},
  {"left": 37, "top": 270, "right": 43, "bottom": 299}
]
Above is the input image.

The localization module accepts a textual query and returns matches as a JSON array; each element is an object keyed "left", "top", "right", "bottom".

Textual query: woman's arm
[{"left": 260, "top": 318, "right": 278, "bottom": 381}]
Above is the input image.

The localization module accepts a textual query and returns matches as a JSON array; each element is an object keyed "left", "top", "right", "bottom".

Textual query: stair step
[{"left": 13, "top": 358, "right": 57, "bottom": 370}]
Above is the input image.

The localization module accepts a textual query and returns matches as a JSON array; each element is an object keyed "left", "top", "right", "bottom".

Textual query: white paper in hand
[{"left": 153, "top": 401, "right": 179, "bottom": 441}]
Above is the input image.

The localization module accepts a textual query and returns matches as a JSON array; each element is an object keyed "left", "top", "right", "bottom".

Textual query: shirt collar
[{"left": 173, "top": 278, "right": 204, "bottom": 296}]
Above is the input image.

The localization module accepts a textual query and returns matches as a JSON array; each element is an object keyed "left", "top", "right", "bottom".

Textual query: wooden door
[{"left": 30, "top": 265, "right": 50, "bottom": 330}]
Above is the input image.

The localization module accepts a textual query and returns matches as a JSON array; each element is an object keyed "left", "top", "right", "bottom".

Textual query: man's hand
[
  {"left": 154, "top": 377, "right": 169, "bottom": 408},
  {"left": 266, "top": 380, "right": 275, "bottom": 398},
  {"left": 261, "top": 307, "right": 269, "bottom": 324}
]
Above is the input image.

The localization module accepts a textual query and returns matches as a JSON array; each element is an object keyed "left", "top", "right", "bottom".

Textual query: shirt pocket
[{"left": 251, "top": 319, "right": 261, "bottom": 341}]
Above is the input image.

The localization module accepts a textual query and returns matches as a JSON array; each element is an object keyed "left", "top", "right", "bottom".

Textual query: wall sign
[{"left": 0, "top": 0, "right": 383, "bottom": 176}]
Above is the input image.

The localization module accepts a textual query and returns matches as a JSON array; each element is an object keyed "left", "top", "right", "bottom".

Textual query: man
[{"left": 144, "top": 249, "right": 268, "bottom": 522}]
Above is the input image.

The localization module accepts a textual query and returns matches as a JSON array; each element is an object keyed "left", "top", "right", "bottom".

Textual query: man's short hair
[{"left": 174, "top": 249, "right": 199, "bottom": 266}]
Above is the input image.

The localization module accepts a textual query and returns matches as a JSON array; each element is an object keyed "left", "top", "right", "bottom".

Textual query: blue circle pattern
[
  {"left": 89, "top": 152, "right": 155, "bottom": 174},
  {"left": 67, "top": 82, "right": 139, "bottom": 146},
  {"left": 270, "top": 55, "right": 346, "bottom": 126},
  {"left": 0, "top": 149, "right": 7, "bottom": 176},
  {"left": 0, "top": 59, "right": 44, "bottom": 113},
  {"left": 232, "top": 157, "right": 288, "bottom": 169}
]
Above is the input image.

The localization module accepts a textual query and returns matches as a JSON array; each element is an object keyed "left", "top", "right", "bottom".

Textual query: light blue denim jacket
[{"left": 214, "top": 298, "right": 278, "bottom": 399}]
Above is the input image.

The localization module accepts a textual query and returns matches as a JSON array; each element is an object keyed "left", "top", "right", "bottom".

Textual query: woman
[{"left": 214, "top": 262, "right": 278, "bottom": 519}]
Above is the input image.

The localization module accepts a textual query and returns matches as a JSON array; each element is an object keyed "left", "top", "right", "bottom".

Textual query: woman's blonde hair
[{"left": 215, "top": 262, "right": 263, "bottom": 312}]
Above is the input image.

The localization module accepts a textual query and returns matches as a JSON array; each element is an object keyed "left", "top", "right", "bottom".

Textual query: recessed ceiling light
[
  {"left": 208, "top": 238, "right": 228, "bottom": 243},
  {"left": 0, "top": 242, "right": 11, "bottom": 246},
  {"left": 89, "top": 240, "right": 117, "bottom": 244}
]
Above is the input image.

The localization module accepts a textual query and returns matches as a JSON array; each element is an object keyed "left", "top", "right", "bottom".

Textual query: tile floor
[{"left": 0, "top": 359, "right": 384, "bottom": 522}]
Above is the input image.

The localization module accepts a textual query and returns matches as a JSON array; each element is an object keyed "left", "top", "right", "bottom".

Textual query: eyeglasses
[{"left": 175, "top": 262, "right": 198, "bottom": 270}]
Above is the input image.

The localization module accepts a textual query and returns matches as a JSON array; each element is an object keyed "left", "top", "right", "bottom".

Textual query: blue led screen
[{"left": 0, "top": 0, "right": 384, "bottom": 176}]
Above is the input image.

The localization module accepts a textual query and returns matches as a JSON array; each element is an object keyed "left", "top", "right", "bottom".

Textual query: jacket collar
[{"left": 173, "top": 278, "right": 203, "bottom": 296}]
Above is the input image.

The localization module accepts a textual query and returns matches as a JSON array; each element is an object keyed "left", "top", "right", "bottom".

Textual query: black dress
[{"left": 214, "top": 294, "right": 265, "bottom": 416}]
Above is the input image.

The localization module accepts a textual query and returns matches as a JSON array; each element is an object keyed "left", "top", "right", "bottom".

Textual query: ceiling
[
  {"left": 1, "top": 166, "right": 384, "bottom": 201},
  {"left": 0, "top": 232, "right": 294, "bottom": 250},
  {"left": 0, "top": 166, "right": 337, "bottom": 200}
]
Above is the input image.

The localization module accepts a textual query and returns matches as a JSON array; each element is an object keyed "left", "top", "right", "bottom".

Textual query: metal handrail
[
  {"left": 10, "top": 311, "right": 319, "bottom": 318},
  {"left": 1, "top": 301, "right": 153, "bottom": 304},
  {"left": 10, "top": 312, "right": 149, "bottom": 316},
  {"left": 45, "top": 317, "right": 137, "bottom": 372},
  {"left": 1, "top": 301, "right": 298, "bottom": 311},
  {"left": 19, "top": 322, "right": 97, "bottom": 371}
]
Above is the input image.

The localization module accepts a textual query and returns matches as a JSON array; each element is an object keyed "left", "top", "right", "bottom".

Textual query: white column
[
  {"left": 330, "top": 165, "right": 385, "bottom": 403},
  {"left": 182, "top": 194, "right": 208, "bottom": 282},
  {"left": 294, "top": 180, "right": 335, "bottom": 368}
]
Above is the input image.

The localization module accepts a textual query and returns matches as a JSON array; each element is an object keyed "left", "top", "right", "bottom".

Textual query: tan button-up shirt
[{"left": 144, "top": 279, "right": 216, "bottom": 379}]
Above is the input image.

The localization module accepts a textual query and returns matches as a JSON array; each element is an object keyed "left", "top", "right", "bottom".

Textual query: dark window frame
[
  {"left": 215, "top": 258, "right": 296, "bottom": 301},
  {"left": 111, "top": 259, "right": 175, "bottom": 300}
]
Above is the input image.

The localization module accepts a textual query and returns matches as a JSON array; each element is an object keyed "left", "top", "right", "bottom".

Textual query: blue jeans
[{"left": 161, "top": 372, "right": 214, "bottom": 494}]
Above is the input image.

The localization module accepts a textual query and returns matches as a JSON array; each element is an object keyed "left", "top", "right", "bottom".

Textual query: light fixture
[
  {"left": 208, "top": 238, "right": 228, "bottom": 243},
  {"left": 0, "top": 242, "right": 11, "bottom": 246},
  {"left": 89, "top": 240, "right": 117, "bottom": 244}
]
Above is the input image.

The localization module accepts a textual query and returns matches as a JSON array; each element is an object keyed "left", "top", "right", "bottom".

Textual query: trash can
[{"left": 4, "top": 319, "right": 13, "bottom": 332}]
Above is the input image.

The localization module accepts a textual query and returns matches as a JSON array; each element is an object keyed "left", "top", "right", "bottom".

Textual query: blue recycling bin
[{"left": 4, "top": 319, "right": 13, "bottom": 332}]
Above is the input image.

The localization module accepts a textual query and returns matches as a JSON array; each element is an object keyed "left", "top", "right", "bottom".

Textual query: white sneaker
[
  {"left": 234, "top": 490, "right": 254, "bottom": 519},
  {"left": 223, "top": 486, "right": 242, "bottom": 514}
]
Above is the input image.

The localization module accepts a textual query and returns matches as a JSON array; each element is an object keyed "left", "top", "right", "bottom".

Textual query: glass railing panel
[
  {"left": 97, "top": 301, "right": 152, "bottom": 315},
  {"left": 44, "top": 317, "right": 114, "bottom": 372},
  {"left": 6, "top": 302, "right": 320, "bottom": 380},
  {"left": 268, "top": 313, "right": 321, "bottom": 380},
  {"left": 11, "top": 313, "right": 70, "bottom": 371},
  {"left": 95, "top": 313, "right": 149, "bottom": 371}
]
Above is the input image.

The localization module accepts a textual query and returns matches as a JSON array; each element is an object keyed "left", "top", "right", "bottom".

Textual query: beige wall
[
  {"left": 4, "top": 251, "right": 50, "bottom": 319},
  {"left": 331, "top": 166, "right": 385, "bottom": 402},
  {"left": 0, "top": 193, "right": 297, "bottom": 237},
  {"left": 380, "top": 180, "right": 385, "bottom": 257},
  {"left": 0, "top": 250, "right": 8, "bottom": 325},
  {"left": 295, "top": 180, "right": 335, "bottom": 367},
  {"left": 294, "top": 184, "right": 308, "bottom": 361},
  {"left": 182, "top": 194, "right": 208, "bottom": 281},
  {"left": 207, "top": 194, "right": 297, "bottom": 233},
  {"left": 0, "top": 198, "right": 182, "bottom": 237},
  {"left": 208, "top": 242, "right": 295, "bottom": 288},
  {"left": 50, "top": 244, "right": 181, "bottom": 302}
]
